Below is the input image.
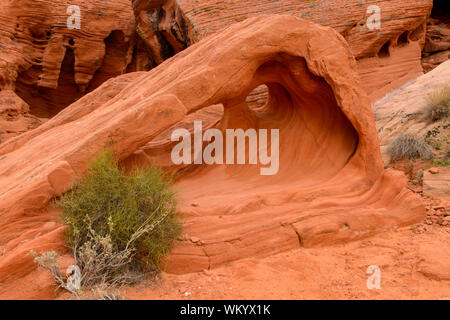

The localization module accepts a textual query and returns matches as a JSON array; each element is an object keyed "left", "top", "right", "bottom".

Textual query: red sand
[{"left": 121, "top": 224, "right": 449, "bottom": 300}]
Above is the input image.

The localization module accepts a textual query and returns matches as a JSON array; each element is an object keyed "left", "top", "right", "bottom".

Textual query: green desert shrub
[
  {"left": 56, "top": 150, "right": 181, "bottom": 288},
  {"left": 388, "top": 134, "right": 434, "bottom": 162},
  {"left": 424, "top": 86, "right": 450, "bottom": 121}
]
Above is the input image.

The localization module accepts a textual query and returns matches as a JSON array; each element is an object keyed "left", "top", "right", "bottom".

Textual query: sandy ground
[{"left": 117, "top": 223, "right": 449, "bottom": 300}]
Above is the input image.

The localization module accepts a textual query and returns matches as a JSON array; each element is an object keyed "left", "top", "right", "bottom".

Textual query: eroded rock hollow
[{"left": 0, "top": 16, "right": 425, "bottom": 292}]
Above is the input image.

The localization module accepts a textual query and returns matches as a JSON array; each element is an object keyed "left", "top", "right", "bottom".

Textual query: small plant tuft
[
  {"left": 31, "top": 251, "right": 71, "bottom": 292},
  {"left": 388, "top": 134, "right": 434, "bottom": 162},
  {"left": 425, "top": 159, "right": 450, "bottom": 168},
  {"left": 423, "top": 86, "right": 450, "bottom": 122}
]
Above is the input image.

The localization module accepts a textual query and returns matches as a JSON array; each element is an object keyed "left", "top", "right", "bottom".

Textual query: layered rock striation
[{"left": 134, "top": 0, "right": 434, "bottom": 100}]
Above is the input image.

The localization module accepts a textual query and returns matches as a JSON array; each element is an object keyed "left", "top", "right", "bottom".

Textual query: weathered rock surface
[
  {"left": 135, "top": 0, "right": 433, "bottom": 100},
  {"left": 422, "top": 1, "right": 450, "bottom": 72},
  {"left": 119, "top": 225, "right": 450, "bottom": 300},
  {"left": 0, "top": 90, "right": 45, "bottom": 141},
  {"left": 0, "top": 0, "right": 440, "bottom": 128},
  {"left": 0, "top": 0, "right": 149, "bottom": 123},
  {"left": 423, "top": 167, "right": 450, "bottom": 202},
  {"left": 374, "top": 60, "right": 450, "bottom": 161},
  {"left": 132, "top": 0, "right": 193, "bottom": 64},
  {"left": 423, "top": 19, "right": 450, "bottom": 72},
  {"left": 0, "top": 16, "right": 425, "bottom": 297},
  {"left": 418, "top": 243, "right": 450, "bottom": 281}
]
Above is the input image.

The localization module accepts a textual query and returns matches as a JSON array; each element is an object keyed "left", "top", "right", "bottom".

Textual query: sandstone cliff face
[
  {"left": 134, "top": 0, "right": 433, "bottom": 100},
  {"left": 0, "top": 16, "right": 425, "bottom": 296},
  {"left": 422, "top": 3, "right": 450, "bottom": 73},
  {"left": 0, "top": 0, "right": 150, "bottom": 128}
]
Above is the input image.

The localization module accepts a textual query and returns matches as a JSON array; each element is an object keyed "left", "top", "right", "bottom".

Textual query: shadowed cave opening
[
  {"left": 87, "top": 30, "right": 132, "bottom": 92},
  {"left": 397, "top": 31, "right": 409, "bottom": 47},
  {"left": 432, "top": 0, "right": 449, "bottom": 17},
  {"left": 15, "top": 47, "right": 81, "bottom": 119},
  {"left": 15, "top": 30, "right": 134, "bottom": 119},
  {"left": 378, "top": 41, "right": 390, "bottom": 58}
]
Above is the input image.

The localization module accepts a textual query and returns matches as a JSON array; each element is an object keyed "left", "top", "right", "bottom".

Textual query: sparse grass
[
  {"left": 388, "top": 134, "right": 434, "bottom": 162},
  {"left": 425, "top": 158, "right": 450, "bottom": 169},
  {"left": 423, "top": 86, "right": 450, "bottom": 122},
  {"left": 35, "top": 150, "right": 182, "bottom": 294}
]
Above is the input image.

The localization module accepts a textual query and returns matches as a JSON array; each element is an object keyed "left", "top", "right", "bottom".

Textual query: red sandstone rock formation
[
  {"left": 0, "top": 0, "right": 152, "bottom": 130},
  {"left": 422, "top": 3, "right": 450, "bottom": 72},
  {"left": 134, "top": 0, "right": 433, "bottom": 100},
  {"left": 0, "top": 90, "right": 45, "bottom": 142},
  {"left": 132, "top": 0, "right": 193, "bottom": 64},
  {"left": 0, "top": 16, "right": 425, "bottom": 297}
]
